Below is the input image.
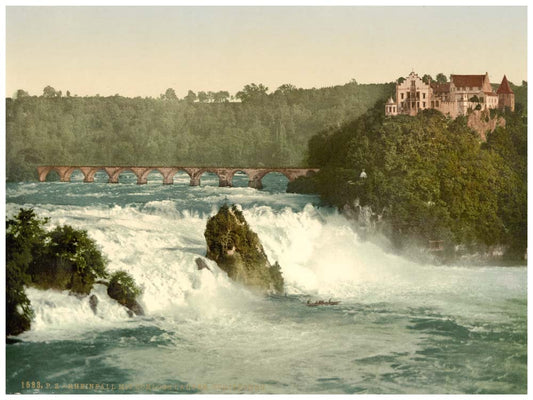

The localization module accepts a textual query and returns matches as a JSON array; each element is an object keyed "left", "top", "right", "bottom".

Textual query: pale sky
[{"left": 5, "top": 6, "right": 528, "bottom": 98}]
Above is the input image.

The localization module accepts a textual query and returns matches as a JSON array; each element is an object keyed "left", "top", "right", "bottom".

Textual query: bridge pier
[
  {"left": 248, "top": 177, "right": 263, "bottom": 189},
  {"left": 158, "top": 168, "right": 179, "bottom": 185},
  {"left": 217, "top": 169, "right": 233, "bottom": 187}
]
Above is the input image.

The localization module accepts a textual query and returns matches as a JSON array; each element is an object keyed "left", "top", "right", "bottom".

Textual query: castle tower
[
  {"left": 496, "top": 75, "right": 515, "bottom": 112},
  {"left": 385, "top": 97, "right": 397, "bottom": 116}
]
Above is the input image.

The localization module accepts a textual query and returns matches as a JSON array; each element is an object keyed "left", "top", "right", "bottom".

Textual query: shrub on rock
[
  {"left": 107, "top": 271, "right": 144, "bottom": 316},
  {"left": 29, "top": 225, "right": 108, "bottom": 295},
  {"left": 6, "top": 208, "right": 143, "bottom": 336}
]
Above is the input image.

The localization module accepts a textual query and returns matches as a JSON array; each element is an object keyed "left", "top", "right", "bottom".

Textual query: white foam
[{"left": 7, "top": 188, "right": 526, "bottom": 340}]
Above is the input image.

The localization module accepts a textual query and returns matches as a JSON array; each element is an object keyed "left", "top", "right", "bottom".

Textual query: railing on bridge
[{"left": 37, "top": 166, "right": 319, "bottom": 189}]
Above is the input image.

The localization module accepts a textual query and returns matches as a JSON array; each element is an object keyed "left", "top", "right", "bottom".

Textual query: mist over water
[{"left": 5, "top": 173, "right": 527, "bottom": 394}]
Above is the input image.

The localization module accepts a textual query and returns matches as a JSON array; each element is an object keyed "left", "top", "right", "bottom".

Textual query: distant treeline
[{"left": 6, "top": 81, "right": 393, "bottom": 181}]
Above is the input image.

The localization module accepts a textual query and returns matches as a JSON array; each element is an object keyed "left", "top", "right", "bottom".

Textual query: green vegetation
[
  {"left": 107, "top": 271, "right": 144, "bottom": 316},
  {"left": 6, "top": 209, "right": 44, "bottom": 335},
  {"left": 6, "top": 81, "right": 393, "bottom": 181},
  {"left": 289, "top": 101, "right": 527, "bottom": 261},
  {"left": 205, "top": 204, "right": 284, "bottom": 294},
  {"left": 6, "top": 208, "right": 142, "bottom": 336},
  {"left": 29, "top": 225, "right": 108, "bottom": 295}
]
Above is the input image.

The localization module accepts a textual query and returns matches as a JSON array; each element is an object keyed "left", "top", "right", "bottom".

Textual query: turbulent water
[{"left": 5, "top": 171, "right": 527, "bottom": 394}]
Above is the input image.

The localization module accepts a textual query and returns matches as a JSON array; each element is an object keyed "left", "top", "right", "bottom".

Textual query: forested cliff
[{"left": 289, "top": 99, "right": 527, "bottom": 260}]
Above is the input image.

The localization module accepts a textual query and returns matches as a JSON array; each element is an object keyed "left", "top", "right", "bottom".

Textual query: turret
[
  {"left": 385, "top": 97, "right": 397, "bottom": 116},
  {"left": 496, "top": 75, "right": 515, "bottom": 112}
]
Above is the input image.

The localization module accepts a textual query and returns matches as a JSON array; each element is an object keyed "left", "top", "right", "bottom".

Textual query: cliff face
[
  {"left": 467, "top": 109, "right": 506, "bottom": 141},
  {"left": 204, "top": 204, "right": 284, "bottom": 294}
]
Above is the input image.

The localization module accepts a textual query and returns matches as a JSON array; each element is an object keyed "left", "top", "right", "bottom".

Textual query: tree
[
  {"left": 6, "top": 209, "right": 48, "bottom": 335},
  {"left": 163, "top": 88, "right": 178, "bottom": 100},
  {"left": 32, "top": 224, "right": 108, "bottom": 294},
  {"left": 184, "top": 90, "right": 197, "bottom": 103},
  {"left": 42, "top": 85, "right": 58, "bottom": 98},
  {"left": 422, "top": 74, "right": 433, "bottom": 84},
  {"left": 436, "top": 73, "right": 448, "bottom": 83},
  {"left": 213, "top": 91, "right": 230, "bottom": 103},
  {"left": 397, "top": 77, "right": 406, "bottom": 84},
  {"left": 198, "top": 91, "right": 208, "bottom": 103},
  {"left": 276, "top": 84, "right": 297, "bottom": 95},
  {"left": 14, "top": 89, "right": 29, "bottom": 99},
  {"left": 235, "top": 83, "right": 269, "bottom": 103}
]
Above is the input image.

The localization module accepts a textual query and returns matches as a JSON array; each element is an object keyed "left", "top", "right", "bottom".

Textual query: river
[{"left": 5, "top": 171, "right": 527, "bottom": 394}]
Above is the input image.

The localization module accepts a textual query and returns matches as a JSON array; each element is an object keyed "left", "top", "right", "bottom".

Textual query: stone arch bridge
[{"left": 37, "top": 166, "right": 319, "bottom": 189}]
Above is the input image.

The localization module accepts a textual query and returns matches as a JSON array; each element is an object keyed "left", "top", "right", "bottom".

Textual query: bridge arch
[
  {"left": 117, "top": 168, "right": 140, "bottom": 184},
  {"left": 230, "top": 170, "right": 250, "bottom": 187},
  {"left": 37, "top": 166, "right": 61, "bottom": 182},
  {"left": 171, "top": 169, "right": 193, "bottom": 185},
  {"left": 194, "top": 169, "right": 221, "bottom": 187},
  {"left": 85, "top": 168, "right": 110, "bottom": 183},
  {"left": 63, "top": 167, "right": 87, "bottom": 182},
  {"left": 42, "top": 168, "right": 61, "bottom": 182},
  {"left": 257, "top": 171, "right": 291, "bottom": 191},
  {"left": 137, "top": 168, "right": 165, "bottom": 184}
]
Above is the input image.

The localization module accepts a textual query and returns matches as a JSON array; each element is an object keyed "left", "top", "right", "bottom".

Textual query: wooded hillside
[{"left": 6, "top": 81, "right": 393, "bottom": 181}]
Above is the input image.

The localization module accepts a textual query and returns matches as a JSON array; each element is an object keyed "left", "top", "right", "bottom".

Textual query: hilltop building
[{"left": 385, "top": 72, "right": 514, "bottom": 118}]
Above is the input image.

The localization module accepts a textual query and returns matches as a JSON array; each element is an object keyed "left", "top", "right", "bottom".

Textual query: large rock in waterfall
[{"left": 204, "top": 204, "right": 284, "bottom": 294}]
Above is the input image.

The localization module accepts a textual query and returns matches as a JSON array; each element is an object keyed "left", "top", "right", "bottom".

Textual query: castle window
[
  {"left": 436, "top": 101, "right": 439, "bottom": 107},
  {"left": 423, "top": 102, "right": 426, "bottom": 108},
  {"left": 423, "top": 93, "right": 426, "bottom": 99}
]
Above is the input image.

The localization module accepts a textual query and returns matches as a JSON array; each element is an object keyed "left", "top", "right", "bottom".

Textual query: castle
[{"left": 385, "top": 72, "right": 515, "bottom": 118}]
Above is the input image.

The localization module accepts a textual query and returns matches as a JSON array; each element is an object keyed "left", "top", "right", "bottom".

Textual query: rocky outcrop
[
  {"left": 204, "top": 204, "right": 284, "bottom": 294},
  {"left": 467, "top": 109, "right": 506, "bottom": 141},
  {"left": 195, "top": 257, "right": 212, "bottom": 271},
  {"left": 89, "top": 294, "right": 99, "bottom": 314}
]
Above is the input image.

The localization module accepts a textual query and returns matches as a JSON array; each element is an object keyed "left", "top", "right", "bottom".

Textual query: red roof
[
  {"left": 451, "top": 74, "right": 486, "bottom": 88},
  {"left": 496, "top": 75, "right": 514, "bottom": 94},
  {"left": 430, "top": 82, "right": 450, "bottom": 94}
]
